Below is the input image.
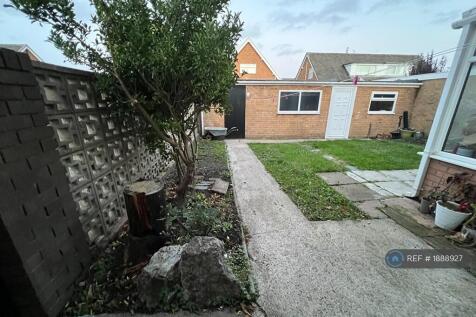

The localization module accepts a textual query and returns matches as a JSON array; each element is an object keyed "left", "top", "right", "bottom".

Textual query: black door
[{"left": 225, "top": 86, "right": 246, "bottom": 138}]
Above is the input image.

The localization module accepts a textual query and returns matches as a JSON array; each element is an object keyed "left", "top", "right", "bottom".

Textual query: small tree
[
  {"left": 409, "top": 51, "right": 447, "bottom": 75},
  {"left": 10, "top": 0, "right": 242, "bottom": 198}
]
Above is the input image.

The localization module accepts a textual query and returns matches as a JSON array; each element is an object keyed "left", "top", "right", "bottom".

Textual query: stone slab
[
  {"left": 351, "top": 170, "right": 392, "bottom": 182},
  {"left": 379, "top": 170, "right": 417, "bottom": 181},
  {"left": 374, "top": 181, "right": 415, "bottom": 197},
  {"left": 381, "top": 197, "right": 435, "bottom": 229},
  {"left": 355, "top": 200, "right": 388, "bottom": 219},
  {"left": 317, "top": 172, "right": 359, "bottom": 185},
  {"left": 333, "top": 183, "right": 383, "bottom": 202},
  {"left": 345, "top": 171, "right": 367, "bottom": 183},
  {"left": 363, "top": 182, "right": 394, "bottom": 197},
  {"left": 210, "top": 179, "right": 229, "bottom": 195}
]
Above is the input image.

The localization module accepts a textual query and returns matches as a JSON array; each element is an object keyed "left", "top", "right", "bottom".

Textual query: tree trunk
[{"left": 124, "top": 181, "right": 167, "bottom": 263}]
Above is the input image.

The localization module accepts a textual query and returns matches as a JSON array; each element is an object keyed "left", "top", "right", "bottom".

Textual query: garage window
[
  {"left": 240, "top": 64, "right": 256, "bottom": 75},
  {"left": 278, "top": 90, "right": 321, "bottom": 114},
  {"left": 368, "top": 92, "right": 398, "bottom": 114}
]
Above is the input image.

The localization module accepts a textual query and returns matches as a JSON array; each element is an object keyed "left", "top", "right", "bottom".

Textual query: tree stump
[{"left": 124, "top": 180, "right": 167, "bottom": 263}]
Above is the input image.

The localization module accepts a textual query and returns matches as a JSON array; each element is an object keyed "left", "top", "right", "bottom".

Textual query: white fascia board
[{"left": 236, "top": 80, "right": 421, "bottom": 88}]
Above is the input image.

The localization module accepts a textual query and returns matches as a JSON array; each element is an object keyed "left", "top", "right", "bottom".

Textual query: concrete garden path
[{"left": 226, "top": 140, "right": 476, "bottom": 317}]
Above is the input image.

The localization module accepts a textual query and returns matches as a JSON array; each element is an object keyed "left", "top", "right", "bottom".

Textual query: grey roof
[
  {"left": 305, "top": 52, "right": 419, "bottom": 81},
  {"left": 0, "top": 44, "right": 28, "bottom": 52}
]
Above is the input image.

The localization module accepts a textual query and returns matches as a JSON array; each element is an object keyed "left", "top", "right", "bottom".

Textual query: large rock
[
  {"left": 180, "top": 236, "right": 241, "bottom": 306},
  {"left": 137, "top": 245, "right": 183, "bottom": 309}
]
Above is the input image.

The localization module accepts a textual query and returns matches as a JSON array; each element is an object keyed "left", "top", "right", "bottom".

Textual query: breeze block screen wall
[{"left": 0, "top": 49, "right": 164, "bottom": 316}]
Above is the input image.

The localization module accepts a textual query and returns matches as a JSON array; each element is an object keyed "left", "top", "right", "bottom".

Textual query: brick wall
[
  {"left": 296, "top": 58, "right": 317, "bottom": 80},
  {"left": 202, "top": 84, "right": 419, "bottom": 139},
  {"left": 245, "top": 85, "right": 332, "bottom": 139},
  {"left": 421, "top": 159, "right": 476, "bottom": 195},
  {"left": 203, "top": 108, "right": 225, "bottom": 129},
  {"left": 410, "top": 79, "right": 445, "bottom": 135},
  {"left": 349, "top": 86, "right": 418, "bottom": 137},
  {"left": 0, "top": 49, "right": 90, "bottom": 316},
  {"left": 236, "top": 43, "right": 276, "bottom": 80}
]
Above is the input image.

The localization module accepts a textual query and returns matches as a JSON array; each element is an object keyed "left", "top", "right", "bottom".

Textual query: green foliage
[
  {"left": 166, "top": 192, "right": 234, "bottom": 244},
  {"left": 250, "top": 143, "right": 365, "bottom": 221},
  {"left": 10, "top": 0, "right": 243, "bottom": 192},
  {"left": 410, "top": 51, "right": 447, "bottom": 75},
  {"left": 226, "top": 246, "right": 258, "bottom": 303}
]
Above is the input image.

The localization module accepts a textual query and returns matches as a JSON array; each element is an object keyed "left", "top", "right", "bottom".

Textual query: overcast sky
[{"left": 1, "top": 0, "right": 474, "bottom": 77}]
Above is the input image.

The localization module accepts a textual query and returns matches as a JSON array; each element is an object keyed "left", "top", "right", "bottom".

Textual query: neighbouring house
[
  {"left": 295, "top": 52, "right": 418, "bottom": 81},
  {"left": 414, "top": 7, "right": 476, "bottom": 197},
  {"left": 235, "top": 38, "right": 279, "bottom": 80},
  {"left": 202, "top": 43, "right": 448, "bottom": 140},
  {"left": 0, "top": 44, "right": 42, "bottom": 61}
]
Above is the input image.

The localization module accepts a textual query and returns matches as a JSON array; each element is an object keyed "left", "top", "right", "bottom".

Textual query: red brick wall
[
  {"left": 245, "top": 85, "right": 331, "bottom": 139},
  {"left": 410, "top": 79, "right": 445, "bottom": 135},
  {"left": 421, "top": 159, "right": 476, "bottom": 195},
  {"left": 296, "top": 58, "right": 317, "bottom": 80},
  {"left": 236, "top": 43, "right": 276, "bottom": 80},
  {"left": 203, "top": 85, "right": 419, "bottom": 139},
  {"left": 202, "top": 109, "right": 224, "bottom": 128},
  {"left": 349, "top": 86, "right": 418, "bottom": 138}
]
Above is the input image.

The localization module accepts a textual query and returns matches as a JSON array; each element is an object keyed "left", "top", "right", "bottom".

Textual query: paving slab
[
  {"left": 355, "top": 200, "right": 388, "bottom": 219},
  {"left": 317, "top": 172, "right": 359, "bottom": 185},
  {"left": 382, "top": 197, "right": 435, "bottom": 228},
  {"left": 226, "top": 139, "right": 476, "bottom": 317},
  {"left": 363, "top": 182, "right": 394, "bottom": 197},
  {"left": 333, "top": 183, "right": 383, "bottom": 202},
  {"left": 379, "top": 170, "right": 417, "bottom": 181},
  {"left": 374, "top": 181, "right": 415, "bottom": 197},
  {"left": 345, "top": 171, "right": 367, "bottom": 183},
  {"left": 351, "top": 170, "right": 392, "bottom": 182}
]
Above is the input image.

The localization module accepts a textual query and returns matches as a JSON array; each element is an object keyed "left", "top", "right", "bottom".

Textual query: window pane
[
  {"left": 369, "top": 100, "right": 394, "bottom": 112},
  {"left": 443, "top": 63, "right": 476, "bottom": 158},
  {"left": 373, "top": 93, "right": 396, "bottom": 99},
  {"left": 279, "top": 92, "right": 299, "bottom": 111},
  {"left": 300, "top": 92, "right": 320, "bottom": 111}
]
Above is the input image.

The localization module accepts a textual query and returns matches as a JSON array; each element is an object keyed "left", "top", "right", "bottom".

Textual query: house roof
[
  {"left": 0, "top": 44, "right": 43, "bottom": 61},
  {"left": 302, "top": 52, "right": 418, "bottom": 81},
  {"left": 237, "top": 38, "right": 280, "bottom": 79}
]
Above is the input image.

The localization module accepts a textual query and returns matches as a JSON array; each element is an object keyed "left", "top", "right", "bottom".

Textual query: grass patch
[
  {"left": 308, "top": 139, "right": 423, "bottom": 170},
  {"left": 250, "top": 143, "right": 365, "bottom": 221}
]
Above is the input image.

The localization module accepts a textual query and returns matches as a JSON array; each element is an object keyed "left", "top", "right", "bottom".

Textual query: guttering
[{"left": 236, "top": 80, "right": 422, "bottom": 88}]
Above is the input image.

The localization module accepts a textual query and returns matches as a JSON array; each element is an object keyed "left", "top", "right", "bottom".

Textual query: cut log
[{"left": 124, "top": 180, "right": 166, "bottom": 237}]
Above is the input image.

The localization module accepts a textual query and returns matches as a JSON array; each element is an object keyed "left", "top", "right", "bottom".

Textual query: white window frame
[
  {"left": 368, "top": 91, "right": 398, "bottom": 115},
  {"left": 240, "top": 63, "right": 257, "bottom": 75},
  {"left": 277, "top": 90, "right": 322, "bottom": 115},
  {"left": 414, "top": 9, "right": 476, "bottom": 196}
]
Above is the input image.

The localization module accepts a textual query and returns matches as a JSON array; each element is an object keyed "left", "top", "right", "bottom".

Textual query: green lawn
[
  {"left": 249, "top": 143, "right": 366, "bottom": 221},
  {"left": 308, "top": 139, "right": 424, "bottom": 170}
]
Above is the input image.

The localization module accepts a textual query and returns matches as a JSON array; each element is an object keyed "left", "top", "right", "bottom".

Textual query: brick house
[
  {"left": 203, "top": 80, "right": 421, "bottom": 139},
  {"left": 414, "top": 7, "right": 476, "bottom": 197},
  {"left": 235, "top": 38, "right": 279, "bottom": 80},
  {"left": 203, "top": 41, "right": 448, "bottom": 140},
  {"left": 295, "top": 52, "right": 417, "bottom": 81},
  {"left": 0, "top": 44, "right": 42, "bottom": 62}
]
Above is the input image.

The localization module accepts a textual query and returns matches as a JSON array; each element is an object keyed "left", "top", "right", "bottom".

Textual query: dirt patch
[{"left": 62, "top": 139, "right": 255, "bottom": 316}]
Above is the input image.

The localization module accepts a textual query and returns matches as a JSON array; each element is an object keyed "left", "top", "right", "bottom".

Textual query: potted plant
[
  {"left": 400, "top": 128, "right": 415, "bottom": 140},
  {"left": 434, "top": 173, "right": 475, "bottom": 231}
]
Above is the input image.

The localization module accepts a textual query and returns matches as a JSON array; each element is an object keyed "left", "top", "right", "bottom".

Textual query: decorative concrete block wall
[
  {"left": 33, "top": 62, "right": 163, "bottom": 246},
  {"left": 0, "top": 49, "right": 165, "bottom": 316},
  {"left": 0, "top": 48, "right": 91, "bottom": 316}
]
